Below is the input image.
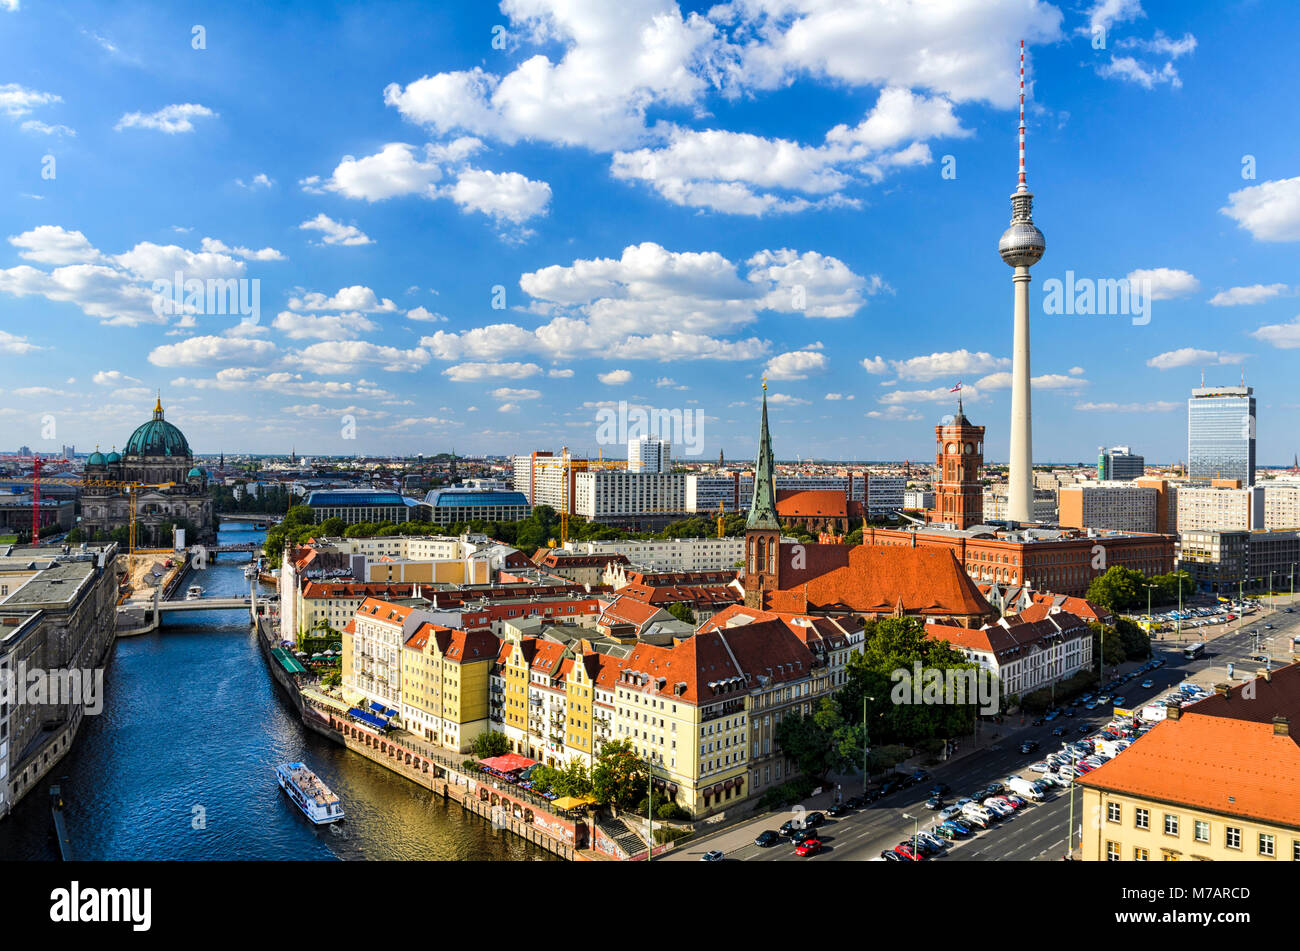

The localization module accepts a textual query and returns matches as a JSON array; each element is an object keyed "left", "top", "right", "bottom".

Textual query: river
[{"left": 0, "top": 519, "right": 555, "bottom": 861}]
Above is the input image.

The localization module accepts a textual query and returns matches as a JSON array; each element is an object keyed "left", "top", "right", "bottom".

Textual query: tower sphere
[{"left": 999, "top": 214, "right": 1045, "bottom": 267}]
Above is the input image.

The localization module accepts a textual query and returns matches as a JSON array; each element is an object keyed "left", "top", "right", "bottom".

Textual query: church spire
[
  {"left": 153, "top": 390, "right": 164, "bottom": 420},
  {"left": 746, "top": 378, "right": 780, "bottom": 530}
]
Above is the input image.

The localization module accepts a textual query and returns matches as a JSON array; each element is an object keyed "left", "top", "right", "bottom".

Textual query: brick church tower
[
  {"left": 743, "top": 382, "right": 782, "bottom": 608},
  {"left": 928, "top": 394, "right": 985, "bottom": 529}
]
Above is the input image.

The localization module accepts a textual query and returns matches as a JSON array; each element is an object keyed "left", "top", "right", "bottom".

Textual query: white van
[{"left": 1007, "top": 777, "right": 1045, "bottom": 801}]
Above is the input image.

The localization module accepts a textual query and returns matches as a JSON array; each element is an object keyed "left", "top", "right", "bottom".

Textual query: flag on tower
[{"left": 949, "top": 382, "right": 963, "bottom": 393}]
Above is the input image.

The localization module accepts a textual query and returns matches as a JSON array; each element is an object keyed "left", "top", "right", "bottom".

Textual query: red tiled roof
[
  {"left": 764, "top": 544, "right": 992, "bottom": 618},
  {"left": 619, "top": 582, "right": 741, "bottom": 608},
  {"left": 1078, "top": 711, "right": 1300, "bottom": 829},
  {"left": 598, "top": 594, "right": 668, "bottom": 630},
  {"left": 776, "top": 489, "right": 847, "bottom": 519},
  {"left": 355, "top": 597, "right": 414, "bottom": 624},
  {"left": 925, "top": 611, "right": 1087, "bottom": 661}
]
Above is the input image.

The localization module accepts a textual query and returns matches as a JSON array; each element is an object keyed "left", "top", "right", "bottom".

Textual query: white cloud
[
  {"left": 444, "top": 362, "right": 541, "bottom": 381},
  {"left": 883, "top": 349, "right": 1009, "bottom": 382},
  {"left": 1147, "top": 348, "right": 1248, "bottom": 369},
  {"left": 861, "top": 355, "right": 888, "bottom": 374},
  {"left": 0, "top": 329, "right": 40, "bottom": 353},
  {"left": 271, "top": 311, "right": 379, "bottom": 340},
  {"left": 288, "top": 286, "right": 396, "bottom": 312},
  {"left": 315, "top": 142, "right": 443, "bottom": 201},
  {"left": 489, "top": 387, "right": 542, "bottom": 401},
  {"left": 93, "top": 370, "right": 140, "bottom": 386},
  {"left": 825, "top": 86, "right": 970, "bottom": 152},
  {"left": 1076, "top": 400, "right": 1179, "bottom": 413},
  {"left": 1208, "top": 284, "right": 1290, "bottom": 307},
  {"left": 498, "top": 403, "right": 520, "bottom": 413},
  {"left": 1221, "top": 178, "right": 1300, "bottom": 242},
  {"left": 866, "top": 405, "right": 921, "bottom": 421},
  {"left": 236, "top": 173, "right": 274, "bottom": 189},
  {"left": 291, "top": 340, "right": 430, "bottom": 374},
  {"left": 548, "top": 368, "right": 574, "bottom": 378},
  {"left": 1250, "top": 316, "right": 1300, "bottom": 350},
  {"left": 9, "top": 226, "right": 103, "bottom": 266},
  {"left": 748, "top": 249, "right": 885, "bottom": 317},
  {"left": 764, "top": 349, "right": 827, "bottom": 380},
  {"left": 1084, "top": 0, "right": 1145, "bottom": 34},
  {"left": 148, "top": 335, "right": 277, "bottom": 367},
  {"left": 446, "top": 167, "right": 552, "bottom": 224},
  {"left": 199, "top": 237, "right": 285, "bottom": 261},
  {"left": 406, "top": 306, "right": 448, "bottom": 322},
  {"left": 824, "top": 392, "right": 853, "bottom": 401},
  {"left": 879, "top": 385, "right": 979, "bottom": 405},
  {"left": 1097, "top": 56, "right": 1182, "bottom": 90},
  {"left": 598, "top": 369, "right": 633, "bottom": 385},
  {"left": 21, "top": 120, "right": 75, "bottom": 136},
  {"left": 1127, "top": 268, "right": 1199, "bottom": 300},
  {"left": 299, "top": 213, "right": 373, "bottom": 246},
  {"left": 0, "top": 83, "right": 60, "bottom": 117},
  {"left": 765, "top": 393, "right": 809, "bottom": 406},
  {"left": 115, "top": 103, "right": 216, "bottom": 133},
  {"left": 1068, "top": 366, "right": 1085, "bottom": 375}
]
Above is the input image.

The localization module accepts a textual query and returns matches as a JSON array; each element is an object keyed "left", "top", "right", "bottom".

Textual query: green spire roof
[{"left": 746, "top": 384, "right": 780, "bottom": 531}]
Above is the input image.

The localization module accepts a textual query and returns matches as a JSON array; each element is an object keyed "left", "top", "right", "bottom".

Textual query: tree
[
  {"left": 590, "top": 739, "right": 646, "bottom": 809},
  {"left": 552, "top": 758, "right": 593, "bottom": 799},
  {"left": 666, "top": 602, "right": 695, "bottom": 625},
  {"left": 1085, "top": 565, "right": 1145, "bottom": 612},
  {"left": 529, "top": 764, "right": 561, "bottom": 794},
  {"left": 470, "top": 730, "right": 511, "bottom": 759}
]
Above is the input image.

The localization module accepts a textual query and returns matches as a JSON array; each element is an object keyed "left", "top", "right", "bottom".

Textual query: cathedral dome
[
  {"left": 105, "top": 449, "right": 121, "bottom": 464},
  {"left": 125, "top": 396, "right": 191, "bottom": 458},
  {"left": 87, "top": 449, "right": 106, "bottom": 467}
]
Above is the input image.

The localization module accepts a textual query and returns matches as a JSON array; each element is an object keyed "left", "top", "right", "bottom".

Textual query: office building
[
  {"left": 628, "top": 436, "right": 671, "bottom": 473},
  {"left": 1188, "top": 384, "right": 1256, "bottom": 486},
  {"left": 305, "top": 489, "right": 421, "bottom": 525},
  {"left": 1174, "top": 482, "right": 1264, "bottom": 533},
  {"left": 1058, "top": 482, "right": 1158, "bottom": 534},
  {"left": 1098, "top": 446, "right": 1145, "bottom": 481}
]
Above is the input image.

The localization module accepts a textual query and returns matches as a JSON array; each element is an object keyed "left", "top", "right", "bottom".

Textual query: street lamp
[
  {"left": 862, "top": 695, "right": 875, "bottom": 796},
  {"left": 1064, "top": 746, "right": 1079, "bottom": 860},
  {"left": 902, "top": 812, "right": 921, "bottom": 857},
  {"left": 1143, "top": 583, "right": 1157, "bottom": 639}
]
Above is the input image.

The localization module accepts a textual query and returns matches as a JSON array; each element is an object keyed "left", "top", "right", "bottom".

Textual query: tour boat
[
  {"left": 185, "top": 585, "right": 204, "bottom": 600},
  {"left": 275, "top": 762, "right": 345, "bottom": 825},
  {"left": 243, "top": 563, "right": 259, "bottom": 579}
]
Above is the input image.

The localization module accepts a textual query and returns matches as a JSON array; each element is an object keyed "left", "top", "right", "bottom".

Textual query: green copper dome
[
  {"left": 105, "top": 449, "right": 121, "bottom": 464},
  {"left": 125, "top": 397, "right": 191, "bottom": 458},
  {"left": 187, "top": 466, "right": 204, "bottom": 479},
  {"left": 87, "top": 449, "right": 106, "bottom": 467}
]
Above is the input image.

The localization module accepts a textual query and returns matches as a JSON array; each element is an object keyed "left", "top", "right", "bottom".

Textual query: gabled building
[{"left": 924, "top": 609, "right": 1093, "bottom": 699}]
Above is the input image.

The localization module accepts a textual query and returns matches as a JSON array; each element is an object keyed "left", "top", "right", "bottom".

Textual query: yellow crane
[
  {"left": 5, "top": 475, "right": 175, "bottom": 557},
  {"left": 717, "top": 500, "right": 726, "bottom": 539}
]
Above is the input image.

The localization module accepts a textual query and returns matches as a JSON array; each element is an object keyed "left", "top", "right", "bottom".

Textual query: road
[{"left": 670, "top": 595, "right": 1300, "bottom": 863}]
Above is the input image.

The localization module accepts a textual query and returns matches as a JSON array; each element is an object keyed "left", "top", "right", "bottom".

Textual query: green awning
[{"left": 271, "top": 647, "right": 308, "bottom": 674}]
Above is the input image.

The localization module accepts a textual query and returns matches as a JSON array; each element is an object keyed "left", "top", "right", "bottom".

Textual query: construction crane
[
  {"left": 5, "top": 472, "right": 174, "bottom": 556},
  {"left": 717, "top": 500, "right": 725, "bottom": 539}
]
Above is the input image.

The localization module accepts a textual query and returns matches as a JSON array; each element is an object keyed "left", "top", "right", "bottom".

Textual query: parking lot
[{"left": 672, "top": 604, "right": 1300, "bottom": 863}]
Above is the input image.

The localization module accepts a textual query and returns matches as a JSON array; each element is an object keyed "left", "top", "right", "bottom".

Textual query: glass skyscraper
[{"left": 1188, "top": 385, "right": 1255, "bottom": 485}]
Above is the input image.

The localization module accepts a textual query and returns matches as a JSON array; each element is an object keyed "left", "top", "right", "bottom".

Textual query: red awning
[{"left": 479, "top": 753, "right": 537, "bottom": 773}]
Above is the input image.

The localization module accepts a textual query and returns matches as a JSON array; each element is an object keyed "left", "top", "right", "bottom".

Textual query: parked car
[
  {"left": 925, "top": 797, "right": 943, "bottom": 810},
  {"left": 929, "top": 782, "right": 951, "bottom": 797},
  {"left": 940, "top": 819, "right": 973, "bottom": 837},
  {"left": 915, "top": 831, "right": 947, "bottom": 852},
  {"left": 805, "top": 811, "right": 825, "bottom": 827},
  {"left": 938, "top": 805, "right": 963, "bottom": 822},
  {"left": 701, "top": 850, "right": 725, "bottom": 862},
  {"left": 792, "top": 827, "right": 817, "bottom": 844},
  {"left": 931, "top": 823, "right": 960, "bottom": 840},
  {"left": 754, "top": 830, "right": 778, "bottom": 848},
  {"left": 844, "top": 796, "right": 864, "bottom": 810},
  {"left": 893, "top": 843, "right": 924, "bottom": 861},
  {"left": 779, "top": 820, "right": 800, "bottom": 837},
  {"left": 828, "top": 802, "right": 848, "bottom": 817},
  {"left": 795, "top": 839, "right": 823, "bottom": 857},
  {"left": 880, "top": 849, "right": 905, "bottom": 860},
  {"left": 1029, "top": 761, "right": 1051, "bottom": 773}
]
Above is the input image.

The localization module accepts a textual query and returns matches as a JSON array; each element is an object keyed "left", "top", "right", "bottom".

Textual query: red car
[
  {"left": 795, "top": 838, "right": 823, "bottom": 856},
  {"left": 893, "top": 843, "right": 924, "bottom": 861}
]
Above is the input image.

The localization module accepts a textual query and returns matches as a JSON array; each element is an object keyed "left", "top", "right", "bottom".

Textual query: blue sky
[{"left": 2, "top": 0, "right": 1298, "bottom": 465}]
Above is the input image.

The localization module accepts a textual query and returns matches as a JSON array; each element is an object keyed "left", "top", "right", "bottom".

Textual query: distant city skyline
[{"left": 2, "top": 2, "right": 1299, "bottom": 463}]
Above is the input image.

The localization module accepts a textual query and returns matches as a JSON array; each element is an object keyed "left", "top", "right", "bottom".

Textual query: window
[
  {"left": 1107, "top": 802, "right": 1121, "bottom": 823},
  {"left": 1194, "top": 820, "right": 1209, "bottom": 843},
  {"left": 1294, "top": 840, "right": 1300, "bottom": 862},
  {"left": 1134, "top": 808, "right": 1149, "bottom": 830},
  {"left": 1225, "top": 827, "right": 1241, "bottom": 850},
  {"left": 1164, "top": 814, "right": 1179, "bottom": 836},
  {"left": 1259, "top": 834, "right": 1275, "bottom": 857},
  {"left": 1134, "top": 847, "right": 1149, "bottom": 861},
  {"left": 1106, "top": 841, "right": 1120, "bottom": 861}
]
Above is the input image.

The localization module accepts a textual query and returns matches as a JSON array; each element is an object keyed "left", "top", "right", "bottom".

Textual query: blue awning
[
  {"left": 368, "top": 701, "right": 398, "bottom": 718},
  {"left": 348, "top": 708, "right": 390, "bottom": 730}
]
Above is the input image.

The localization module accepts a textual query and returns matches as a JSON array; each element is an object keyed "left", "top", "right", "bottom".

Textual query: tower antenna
[{"left": 1018, "top": 38, "right": 1028, "bottom": 193}]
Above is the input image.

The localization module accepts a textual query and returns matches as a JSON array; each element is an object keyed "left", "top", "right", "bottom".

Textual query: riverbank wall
[{"left": 253, "top": 616, "right": 584, "bottom": 860}]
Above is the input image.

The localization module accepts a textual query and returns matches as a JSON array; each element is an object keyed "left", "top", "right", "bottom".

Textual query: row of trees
[
  {"left": 209, "top": 482, "right": 297, "bottom": 515},
  {"left": 773, "top": 617, "right": 982, "bottom": 788},
  {"left": 1085, "top": 565, "right": 1194, "bottom": 613},
  {"left": 467, "top": 733, "right": 677, "bottom": 814}
]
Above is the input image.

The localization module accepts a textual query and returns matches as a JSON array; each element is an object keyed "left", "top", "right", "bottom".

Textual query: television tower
[{"left": 999, "top": 39, "right": 1046, "bottom": 523}]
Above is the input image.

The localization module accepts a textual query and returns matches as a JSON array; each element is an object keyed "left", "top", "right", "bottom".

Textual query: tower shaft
[{"left": 1008, "top": 268, "right": 1034, "bottom": 522}]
